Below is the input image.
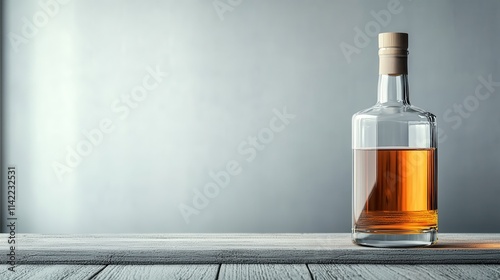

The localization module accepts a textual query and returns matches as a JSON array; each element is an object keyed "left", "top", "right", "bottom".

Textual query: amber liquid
[{"left": 353, "top": 148, "right": 437, "bottom": 233}]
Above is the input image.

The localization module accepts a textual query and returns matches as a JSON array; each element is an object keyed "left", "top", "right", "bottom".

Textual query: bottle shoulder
[{"left": 353, "top": 104, "right": 436, "bottom": 123}]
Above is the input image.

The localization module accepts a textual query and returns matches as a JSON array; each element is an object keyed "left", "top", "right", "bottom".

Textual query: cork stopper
[
  {"left": 379, "top": 32, "right": 408, "bottom": 49},
  {"left": 378, "top": 32, "right": 408, "bottom": 75}
]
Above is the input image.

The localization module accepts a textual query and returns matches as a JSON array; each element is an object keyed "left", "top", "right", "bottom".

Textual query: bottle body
[
  {"left": 351, "top": 32, "right": 437, "bottom": 247},
  {"left": 351, "top": 86, "right": 438, "bottom": 247}
]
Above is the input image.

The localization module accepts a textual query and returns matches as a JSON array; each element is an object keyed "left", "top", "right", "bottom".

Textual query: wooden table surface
[{"left": 0, "top": 233, "right": 499, "bottom": 279}]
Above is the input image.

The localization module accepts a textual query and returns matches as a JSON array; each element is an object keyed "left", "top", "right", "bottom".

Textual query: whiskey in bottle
[{"left": 352, "top": 33, "right": 437, "bottom": 247}]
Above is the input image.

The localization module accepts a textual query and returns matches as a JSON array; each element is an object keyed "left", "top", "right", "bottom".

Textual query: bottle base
[{"left": 352, "top": 229, "right": 437, "bottom": 248}]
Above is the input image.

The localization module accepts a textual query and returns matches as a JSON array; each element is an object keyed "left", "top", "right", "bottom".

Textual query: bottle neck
[
  {"left": 377, "top": 74, "right": 410, "bottom": 106},
  {"left": 377, "top": 47, "right": 409, "bottom": 105}
]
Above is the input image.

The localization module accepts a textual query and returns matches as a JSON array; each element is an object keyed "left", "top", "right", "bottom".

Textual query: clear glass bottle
[{"left": 352, "top": 33, "right": 437, "bottom": 247}]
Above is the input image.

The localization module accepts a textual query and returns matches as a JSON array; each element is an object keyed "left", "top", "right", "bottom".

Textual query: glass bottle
[{"left": 351, "top": 33, "right": 437, "bottom": 247}]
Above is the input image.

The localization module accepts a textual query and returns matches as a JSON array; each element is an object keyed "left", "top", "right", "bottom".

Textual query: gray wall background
[{"left": 2, "top": 0, "right": 499, "bottom": 233}]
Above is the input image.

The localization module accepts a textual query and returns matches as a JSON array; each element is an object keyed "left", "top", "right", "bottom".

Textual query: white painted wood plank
[
  {"left": 0, "top": 234, "right": 498, "bottom": 264},
  {"left": 93, "top": 265, "right": 218, "bottom": 280},
  {"left": 219, "top": 264, "right": 311, "bottom": 280},
  {"left": 0, "top": 264, "right": 105, "bottom": 280},
  {"left": 485, "top": 265, "right": 500, "bottom": 274},
  {"left": 308, "top": 264, "right": 500, "bottom": 280}
]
